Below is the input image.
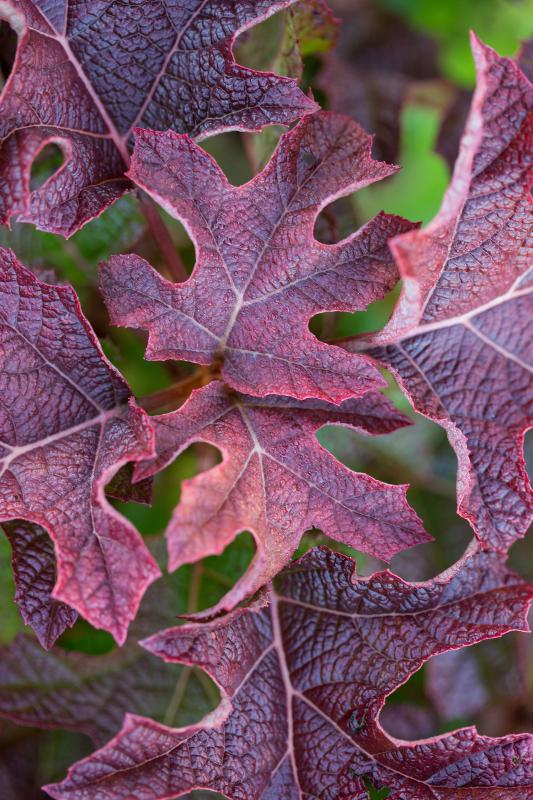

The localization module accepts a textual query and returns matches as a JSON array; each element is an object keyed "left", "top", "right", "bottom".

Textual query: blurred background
[{"left": 0, "top": 0, "right": 532, "bottom": 797}]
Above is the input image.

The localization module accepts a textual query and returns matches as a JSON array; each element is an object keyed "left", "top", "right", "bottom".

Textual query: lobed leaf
[
  {"left": 134, "top": 380, "right": 429, "bottom": 616},
  {"left": 0, "top": 542, "right": 216, "bottom": 747},
  {"left": 344, "top": 38, "right": 533, "bottom": 550},
  {"left": 101, "top": 111, "right": 417, "bottom": 403},
  {"left": 0, "top": 248, "right": 160, "bottom": 644},
  {"left": 0, "top": 634, "right": 180, "bottom": 746},
  {"left": 0, "top": 725, "right": 44, "bottom": 800},
  {"left": 0, "top": 0, "right": 317, "bottom": 236},
  {"left": 45, "top": 546, "right": 533, "bottom": 799}
]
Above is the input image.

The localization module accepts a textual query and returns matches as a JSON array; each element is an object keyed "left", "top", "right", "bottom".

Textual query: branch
[
  {"left": 139, "top": 192, "right": 189, "bottom": 283},
  {"left": 241, "top": 132, "right": 259, "bottom": 176},
  {"left": 137, "top": 368, "right": 215, "bottom": 412}
]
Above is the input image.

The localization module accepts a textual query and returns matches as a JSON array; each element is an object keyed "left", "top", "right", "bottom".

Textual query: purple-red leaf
[
  {"left": 345, "top": 38, "right": 533, "bottom": 551},
  {"left": 0, "top": 0, "right": 316, "bottom": 236},
  {"left": 2, "top": 520, "right": 77, "bottom": 649},
  {"left": 0, "top": 633, "right": 190, "bottom": 747},
  {"left": 0, "top": 248, "right": 160, "bottom": 644},
  {"left": 134, "top": 379, "right": 429, "bottom": 616},
  {"left": 100, "top": 111, "right": 416, "bottom": 403},
  {"left": 45, "top": 546, "right": 533, "bottom": 800},
  {"left": 0, "top": 544, "right": 215, "bottom": 746}
]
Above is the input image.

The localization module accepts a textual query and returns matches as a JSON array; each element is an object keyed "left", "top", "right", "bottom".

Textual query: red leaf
[
  {"left": 0, "top": 248, "right": 160, "bottom": 644},
  {"left": 44, "top": 546, "right": 533, "bottom": 799},
  {"left": 2, "top": 520, "right": 77, "bottom": 649},
  {"left": 0, "top": 0, "right": 317, "bottom": 236},
  {"left": 133, "top": 380, "right": 429, "bottom": 616},
  {"left": 101, "top": 112, "right": 417, "bottom": 403},
  {"left": 345, "top": 38, "right": 533, "bottom": 551}
]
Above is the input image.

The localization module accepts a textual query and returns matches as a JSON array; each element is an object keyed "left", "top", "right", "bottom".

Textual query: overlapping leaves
[
  {"left": 101, "top": 111, "right": 414, "bottom": 403},
  {"left": 2, "top": 520, "right": 77, "bottom": 649},
  {"left": 0, "top": 249, "right": 159, "bottom": 644},
  {"left": 344, "top": 38, "right": 533, "bottom": 550},
  {"left": 46, "top": 547, "right": 533, "bottom": 799},
  {"left": 0, "top": 549, "right": 214, "bottom": 747},
  {"left": 134, "top": 381, "right": 429, "bottom": 615},
  {"left": 0, "top": 0, "right": 316, "bottom": 235},
  {"left": 0, "top": 4, "right": 531, "bottom": 798}
]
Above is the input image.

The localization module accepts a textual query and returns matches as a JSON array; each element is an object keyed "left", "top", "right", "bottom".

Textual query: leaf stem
[
  {"left": 139, "top": 192, "right": 188, "bottom": 283},
  {"left": 163, "top": 562, "right": 204, "bottom": 727},
  {"left": 241, "top": 132, "right": 259, "bottom": 176},
  {"left": 138, "top": 368, "right": 214, "bottom": 412},
  {"left": 163, "top": 666, "right": 192, "bottom": 727}
]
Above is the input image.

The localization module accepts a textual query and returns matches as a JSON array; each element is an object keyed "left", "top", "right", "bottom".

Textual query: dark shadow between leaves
[
  {"left": 107, "top": 442, "right": 221, "bottom": 536},
  {"left": 0, "top": 20, "right": 17, "bottom": 84},
  {"left": 193, "top": 531, "right": 256, "bottom": 614},
  {"left": 313, "top": 196, "right": 361, "bottom": 244}
]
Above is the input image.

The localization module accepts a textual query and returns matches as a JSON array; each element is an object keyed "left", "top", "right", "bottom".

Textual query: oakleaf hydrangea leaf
[
  {"left": 0, "top": 248, "right": 160, "bottom": 644},
  {"left": 345, "top": 38, "right": 533, "bottom": 551},
  {"left": 45, "top": 546, "right": 533, "bottom": 799},
  {"left": 0, "top": 633, "right": 180, "bottom": 746},
  {"left": 0, "top": 0, "right": 317, "bottom": 236},
  {"left": 101, "top": 112, "right": 417, "bottom": 403},
  {"left": 133, "top": 380, "right": 430, "bottom": 617}
]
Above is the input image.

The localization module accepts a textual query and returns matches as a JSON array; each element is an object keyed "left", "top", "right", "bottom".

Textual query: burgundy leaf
[
  {"left": 0, "top": 248, "right": 160, "bottom": 643},
  {"left": 426, "top": 648, "right": 488, "bottom": 723},
  {"left": 0, "top": 727, "right": 44, "bottom": 800},
  {"left": 379, "top": 702, "right": 438, "bottom": 742},
  {"left": 0, "top": 633, "right": 189, "bottom": 746},
  {"left": 101, "top": 112, "right": 417, "bottom": 403},
  {"left": 134, "top": 379, "right": 429, "bottom": 616},
  {"left": 0, "top": 0, "right": 317, "bottom": 236},
  {"left": 0, "top": 547, "right": 216, "bottom": 746},
  {"left": 344, "top": 38, "right": 533, "bottom": 550},
  {"left": 45, "top": 546, "right": 533, "bottom": 799},
  {"left": 436, "top": 40, "right": 531, "bottom": 174},
  {"left": 2, "top": 520, "right": 77, "bottom": 649},
  {"left": 426, "top": 629, "right": 533, "bottom": 736}
]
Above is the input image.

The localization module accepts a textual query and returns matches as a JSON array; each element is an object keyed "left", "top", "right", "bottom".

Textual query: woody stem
[
  {"left": 137, "top": 368, "right": 214, "bottom": 412},
  {"left": 139, "top": 192, "right": 189, "bottom": 283}
]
